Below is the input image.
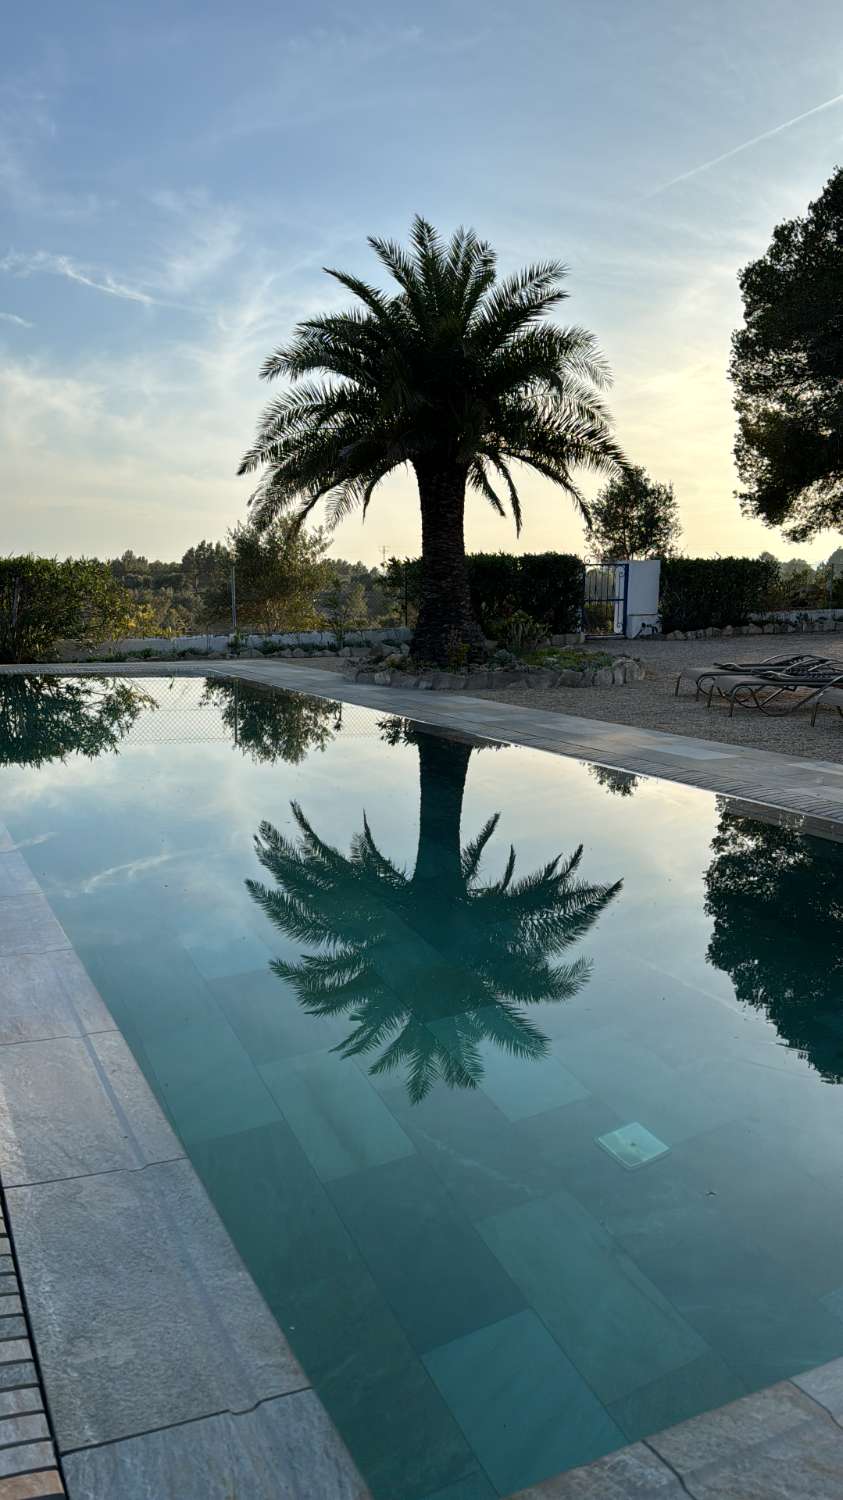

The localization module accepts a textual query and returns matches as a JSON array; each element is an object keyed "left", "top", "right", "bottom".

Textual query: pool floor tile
[
  {"left": 478, "top": 1189, "right": 708, "bottom": 1406},
  {"left": 423, "top": 1310, "right": 623, "bottom": 1495},
  {"left": 607, "top": 1349, "right": 747, "bottom": 1442},
  {"left": 420, "top": 1474, "right": 496, "bottom": 1500},
  {"left": 260, "top": 1051, "right": 414, "bottom": 1183},
  {"left": 144, "top": 1015, "right": 280, "bottom": 1146},
  {"left": 209, "top": 967, "right": 349, "bottom": 1065},
  {"left": 327, "top": 1156, "right": 525, "bottom": 1353}
]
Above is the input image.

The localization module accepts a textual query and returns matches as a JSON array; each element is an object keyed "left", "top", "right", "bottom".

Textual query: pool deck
[{"left": 1, "top": 660, "right": 843, "bottom": 1498}]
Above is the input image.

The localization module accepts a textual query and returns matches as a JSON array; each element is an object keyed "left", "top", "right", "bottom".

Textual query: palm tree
[
  {"left": 246, "top": 725, "right": 621, "bottom": 1103},
  {"left": 238, "top": 217, "right": 625, "bottom": 665}
]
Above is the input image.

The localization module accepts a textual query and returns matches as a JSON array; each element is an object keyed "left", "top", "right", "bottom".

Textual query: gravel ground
[{"left": 279, "top": 634, "right": 843, "bottom": 763}]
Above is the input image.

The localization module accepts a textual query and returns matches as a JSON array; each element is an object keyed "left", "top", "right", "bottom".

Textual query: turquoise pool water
[{"left": 2, "top": 674, "right": 843, "bottom": 1498}]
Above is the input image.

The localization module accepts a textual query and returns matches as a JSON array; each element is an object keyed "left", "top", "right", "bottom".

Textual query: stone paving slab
[
  {"left": 7, "top": 1158, "right": 307, "bottom": 1451},
  {"left": 0, "top": 953, "right": 114, "bottom": 1045},
  {"left": 62, "top": 1391, "right": 370, "bottom": 1499}
]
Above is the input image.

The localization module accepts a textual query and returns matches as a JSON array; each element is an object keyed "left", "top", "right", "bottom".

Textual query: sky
[{"left": 1, "top": 0, "right": 842, "bottom": 567}]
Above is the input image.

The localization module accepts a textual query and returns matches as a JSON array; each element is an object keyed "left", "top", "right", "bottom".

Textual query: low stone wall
[
  {"left": 62, "top": 626, "right": 411, "bottom": 661},
  {"left": 344, "top": 654, "right": 645, "bottom": 692},
  {"left": 665, "top": 617, "right": 843, "bottom": 641}
]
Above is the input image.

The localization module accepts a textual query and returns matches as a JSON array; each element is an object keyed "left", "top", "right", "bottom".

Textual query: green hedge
[
  {"left": 386, "top": 551, "right": 584, "bottom": 635},
  {"left": 660, "top": 557, "right": 779, "bottom": 633}
]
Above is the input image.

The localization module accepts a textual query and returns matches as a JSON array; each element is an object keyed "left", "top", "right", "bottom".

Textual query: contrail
[{"left": 648, "top": 91, "right": 843, "bottom": 197}]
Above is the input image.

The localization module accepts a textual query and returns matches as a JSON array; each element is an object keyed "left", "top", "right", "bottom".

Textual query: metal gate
[{"left": 582, "top": 562, "right": 629, "bottom": 636}]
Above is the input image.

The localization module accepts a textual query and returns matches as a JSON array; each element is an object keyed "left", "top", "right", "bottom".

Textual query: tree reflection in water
[
  {"left": 705, "top": 802, "right": 843, "bottom": 1081},
  {"left": 0, "top": 675, "right": 151, "bottom": 768},
  {"left": 247, "top": 718, "right": 621, "bottom": 1102}
]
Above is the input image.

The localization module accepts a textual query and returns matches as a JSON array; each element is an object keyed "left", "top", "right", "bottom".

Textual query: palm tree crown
[{"left": 239, "top": 217, "right": 624, "bottom": 663}]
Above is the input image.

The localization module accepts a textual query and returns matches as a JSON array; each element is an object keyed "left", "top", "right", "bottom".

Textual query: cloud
[
  {"left": 0, "top": 311, "right": 33, "bottom": 327},
  {"left": 648, "top": 91, "right": 843, "bottom": 197},
  {"left": 0, "top": 250, "right": 157, "bottom": 305}
]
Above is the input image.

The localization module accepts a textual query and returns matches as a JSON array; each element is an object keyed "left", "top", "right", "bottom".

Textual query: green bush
[
  {"left": 385, "top": 551, "right": 584, "bottom": 636},
  {"left": 660, "top": 558, "right": 780, "bottom": 633},
  {"left": 0, "top": 556, "right": 135, "bottom": 663}
]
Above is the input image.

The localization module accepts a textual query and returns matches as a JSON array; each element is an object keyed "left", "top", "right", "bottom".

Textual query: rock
[
  {"left": 722, "top": 624, "right": 733, "bottom": 636},
  {"left": 612, "top": 667, "right": 625, "bottom": 685},
  {"left": 373, "top": 670, "right": 391, "bottom": 685},
  {"left": 402, "top": 677, "right": 419, "bottom": 689},
  {"left": 704, "top": 627, "right": 715, "bottom": 638},
  {"left": 417, "top": 679, "right": 433, "bottom": 690},
  {"left": 594, "top": 667, "right": 613, "bottom": 687},
  {"left": 558, "top": 669, "right": 584, "bottom": 686},
  {"left": 746, "top": 623, "right": 762, "bottom": 635},
  {"left": 399, "top": 643, "right": 411, "bottom": 656}
]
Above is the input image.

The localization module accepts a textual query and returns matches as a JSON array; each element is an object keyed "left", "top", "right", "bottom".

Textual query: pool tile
[
  {"left": 144, "top": 1016, "right": 280, "bottom": 1146},
  {"left": 423, "top": 1310, "right": 623, "bottom": 1494},
  {"left": 209, "top": 967, "right": 348, "bottom": 1065},
  {"left": 379, "top": 1082, "right": 575, "bottom": 1221},
  {"left": 0, "top": 1038, "right": 138, "bottom": 1185},
  {"left": 607, "top": 1350, "right": 746, "bottom": 1442},
  {"left": 596, "top": 1122, "right": 670, "bottom": 1170},
  {"left": 327, "top": 1156, "right": 525, "bottom": 1352},
  {"left": 287, "top": 1263, "right": 475, "bottom": 1500},
  {"left": 191, "top": 1120, "right": 360, "bottom": 1302},
  {"left": 420, "top": 1474, "right": 495, "bottom": 1500},
  {"left": 478, "top": 1189, "right": 708, "bottom": 1405},
  {"left": 260, "top": 1051, "right": 414, "bottom": 1182},
  {"left": 426, "top": 1016, "right": 590, "bottom": 1121},
  {"left": 181, "top": 927, "right": 274, "bottom": 981},
  {"left": 0, "top": 894, "right": 69, "bottom": 957}
]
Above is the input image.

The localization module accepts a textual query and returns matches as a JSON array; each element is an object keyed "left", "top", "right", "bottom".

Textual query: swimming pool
[{"left": 2, "top": 673, "right": 843, "bottom": 1499}]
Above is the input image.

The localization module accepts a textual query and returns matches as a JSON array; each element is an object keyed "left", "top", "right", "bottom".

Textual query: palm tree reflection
[{"left": 247, "top": 722, "right": 621, "bottom": 1102}]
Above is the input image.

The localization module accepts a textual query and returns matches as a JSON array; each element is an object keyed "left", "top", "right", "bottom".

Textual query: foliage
[
  {"left": 0, "top": 556, "right": 137, "bottom": 662},
  {"left": 659, "top": 557, "right": 780, "bottom": 632},
  {"left": 588, "top": 465, "right": 681, "bottom": 559},
  {"left": 0, "top": 676, "right": 150, "bottom": 766},
  {"left": 201, "top": 680, "right": 342, "bottom": 764},
  {"left": 319, "top": 574, "right": 369, "bottom": 647},
  {"left": 587, "top": 765, "right": 640, "bottom": 797},
  {"left": 204, "top": 517, "right": 331, "bottom": 633},
  {"left": 705, "top": 807, "right": 843, "bottom": 1080},
  {"left": 239, "top": 215, "right": 623, "bottom": 662},
  {"left": 729, "top": 167, "right": 843, "bottom": 542},
  {"left": 385, "top": 551, "right": 584, "bottom": 636},
  {"left": 492, "top": 610, "right": 546, "bottom": 653},
  {"left": 527, "top": 647, "right": 613, "bottom": 670},
  {"left": 245, "top": 728, "right": 621, "bottom": 1104}
]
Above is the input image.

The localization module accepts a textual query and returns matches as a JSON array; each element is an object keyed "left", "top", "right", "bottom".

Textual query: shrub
[
  {"left": 385, "top": 552, "right": 584, "bottom": 636},
  {"left": 660, "top": 557, "right": 780, "bottom": 633},
  {"left": 492, "top": 611, "right": 547, "bottom": 653},
  {"left": 0, "top": 556, "right": 135, "bottom": 663}
]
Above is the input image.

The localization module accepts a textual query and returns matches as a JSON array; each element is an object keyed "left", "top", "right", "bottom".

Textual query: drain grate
[{"left": 596, "top": 1122, "right": 670, "bottom": 1170}]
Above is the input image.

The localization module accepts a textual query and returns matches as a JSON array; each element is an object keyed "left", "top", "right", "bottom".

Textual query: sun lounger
[
  {"left": 810, "top": 685, "right": 843, "bottom": 727},
  {"left": 674, "top": 654, "right": 824, "bottom": 698},
  {"left": 725, "top": 667, "right": 843, "bottom": 717}
]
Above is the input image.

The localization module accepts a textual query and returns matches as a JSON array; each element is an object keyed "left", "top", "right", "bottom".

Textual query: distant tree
[
  {"left": 181, "top": 540, "right": 231, "bottom": 601},
  {"left": 0, "top": 557, "right": 137, "bottom": 662},
  {"left": 587, "top": 465, "right": 681, "bottom": 560},
  {"left": 238, "top": 216, "right": 624, "bottom": 666},
  {"left": 729, "top": 167, "right": 843, "bottom": 543},
  {"left": 319, "top": 574, "right": 369, "bottom": 647},
  {"left": 205, "top": 518, "right": 331, "bottom": 633}
]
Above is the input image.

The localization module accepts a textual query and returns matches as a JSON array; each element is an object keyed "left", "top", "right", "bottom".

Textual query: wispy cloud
[
  {"left": 0, "top": 311, "right": 33, "bottom": 327},
  {"left": 648, "top": 91, "right": 843, "bottom": 197},
  {"left": 0, "top": 250, "right": 157, "bottom": 305}
]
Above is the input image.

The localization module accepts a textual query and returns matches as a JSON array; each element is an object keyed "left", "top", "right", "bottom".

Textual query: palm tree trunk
[
  {"left": 411, "top": 463, "right": 486, "bottom": 666},
  {"left": 412, "top": 733, "right": 473, "bottom": 893}
]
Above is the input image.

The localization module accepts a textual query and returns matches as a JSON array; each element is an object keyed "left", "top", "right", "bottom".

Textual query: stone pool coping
[
  {"left": 0, "top": 822, "right": 369, "bottom": 1500},
  {"left": 2, "top": 661, "right": 843, "bottom": 1498}
]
